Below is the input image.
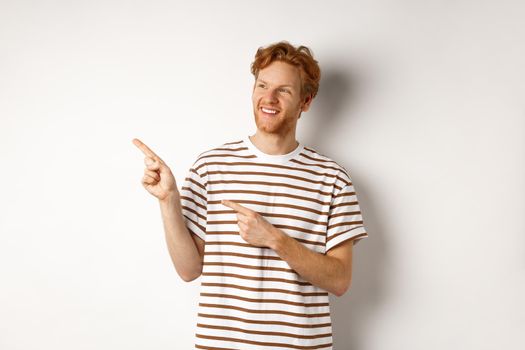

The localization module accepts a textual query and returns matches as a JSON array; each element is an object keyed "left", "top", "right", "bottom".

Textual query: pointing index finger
[
  {"left": 222, "top": 199, "right": 252, "bottom": 215},
  {"left": 132, "top": 138, "right": 160, "bottom": 159}
]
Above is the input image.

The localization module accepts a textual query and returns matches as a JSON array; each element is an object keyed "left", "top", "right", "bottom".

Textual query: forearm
[
  {"left": 270, "top": 228, "right": 349, "bottom": 296},
  {"left": 159, "top": 192, "right": 202, "bottom": 281}
]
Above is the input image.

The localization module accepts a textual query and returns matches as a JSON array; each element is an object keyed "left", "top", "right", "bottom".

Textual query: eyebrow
[{"left": 257, "top": 79, "right": 294, "bottom": 88}]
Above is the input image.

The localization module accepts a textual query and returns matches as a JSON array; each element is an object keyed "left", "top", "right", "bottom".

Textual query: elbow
[
  {"left": 178, "top": 264, "right": 203, "bottom": 283},
  {"left": 333, "top": 278, "right": 352, "bottom": 297},
  {"left": 181, "top": 274, "right": 198, "bottom": 282},
  {"left": 180, "top": 270, "right": 201, "bottom": 282},
  {"left": 333, "top": 262, "right": 353, "bottom": 297}
]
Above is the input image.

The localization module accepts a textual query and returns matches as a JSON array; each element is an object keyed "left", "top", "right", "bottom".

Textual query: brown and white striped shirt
[{"left": 180, "top": 136, "right": 368, "bottom": 349}]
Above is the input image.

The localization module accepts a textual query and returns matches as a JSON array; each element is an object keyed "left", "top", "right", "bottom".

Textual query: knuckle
[
  {"left": 144, "top": 174, "right": 156, "bottom": 183},
  {"left": 147, "top": 170, "right": 159, "bottom": 179}
]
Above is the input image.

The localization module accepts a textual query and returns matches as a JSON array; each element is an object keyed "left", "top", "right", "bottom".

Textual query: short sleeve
[
  {"left": 179, "top": 164, "right": 208, "bottom": 241},
  {"left": 325, "top": 178, "right": 368, "bottom": 252}
]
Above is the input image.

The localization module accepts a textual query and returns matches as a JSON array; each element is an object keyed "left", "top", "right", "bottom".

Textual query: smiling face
[{"left": 251, "top": 61, "right": 312, "bottom": 136}]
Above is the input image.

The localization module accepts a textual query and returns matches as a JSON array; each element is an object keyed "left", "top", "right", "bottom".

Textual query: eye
[
  {"left": 278, "top": 88, "right": 290, "bottom": 94},
  {"left": 257, "top": 83, "right": 266, "bottom": 88}
]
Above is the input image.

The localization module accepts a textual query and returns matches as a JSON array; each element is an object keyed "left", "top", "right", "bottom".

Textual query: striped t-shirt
[{"left": 180, "top": 135, "right": 368, "bottom": 349}]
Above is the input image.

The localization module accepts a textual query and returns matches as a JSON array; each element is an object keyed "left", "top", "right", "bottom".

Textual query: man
[{"left": 133, "top": 41, "right": 368, "bottom": 349}]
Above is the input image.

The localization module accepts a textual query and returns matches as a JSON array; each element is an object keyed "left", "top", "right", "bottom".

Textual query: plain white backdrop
[{"left": 1, "top": 0, "right": 524, "bottom": 349}]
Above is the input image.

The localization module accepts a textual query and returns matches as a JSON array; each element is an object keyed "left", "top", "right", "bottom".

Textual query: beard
[{"left": 253, "top": 108, "right": 298, "bottom": 135}]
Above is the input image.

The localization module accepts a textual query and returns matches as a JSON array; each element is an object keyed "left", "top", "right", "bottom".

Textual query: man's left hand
[{"left": 221, "top": 199, "right": 282, "bottom": 248}]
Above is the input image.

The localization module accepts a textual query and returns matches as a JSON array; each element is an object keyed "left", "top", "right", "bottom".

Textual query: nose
[{"left": 263, "top": 88, "right": 279, "bottom": 103}]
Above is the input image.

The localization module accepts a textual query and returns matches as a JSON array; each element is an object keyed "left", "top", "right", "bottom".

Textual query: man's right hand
[{"left": 132, "top": 138, "right": 178, "bottom": 201}]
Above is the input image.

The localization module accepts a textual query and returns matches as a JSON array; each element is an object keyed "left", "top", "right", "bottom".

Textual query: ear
[{"left": 301, "top": 94, "right": 313, "bottom": 112}]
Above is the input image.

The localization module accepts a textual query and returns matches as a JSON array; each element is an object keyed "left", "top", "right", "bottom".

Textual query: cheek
[{"left": 290, "top": 99, "right": 302, "bottom": 110}]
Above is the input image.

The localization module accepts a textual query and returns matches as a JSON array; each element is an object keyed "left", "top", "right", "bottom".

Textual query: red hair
[{"left": 250, "top": 41, "right": 321, "bottom": 100}]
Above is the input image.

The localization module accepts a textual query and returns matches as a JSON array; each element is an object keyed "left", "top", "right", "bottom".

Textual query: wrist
[
  {"left": 159, "top": 191, "right": 181, "bottom": 210},
  {"left": 269, "top": 227, "right": 287, "bottom": 252}
]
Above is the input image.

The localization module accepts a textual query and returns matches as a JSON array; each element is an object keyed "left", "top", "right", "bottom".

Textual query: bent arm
[
  {"left": 159, "top": 192, "right": 204, "bottom": 282},
  {"left": 271, "top": 228, "right": 353, "bottom": 296}
]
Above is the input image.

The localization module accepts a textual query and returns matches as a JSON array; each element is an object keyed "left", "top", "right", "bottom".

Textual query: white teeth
[{"left": 262, "top": 107, "right": 277, "bottom": 114}]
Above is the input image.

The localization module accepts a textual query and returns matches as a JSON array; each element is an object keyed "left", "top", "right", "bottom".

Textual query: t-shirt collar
[{"left": 243, "top": 135, "right": 304, "bottom": 164}]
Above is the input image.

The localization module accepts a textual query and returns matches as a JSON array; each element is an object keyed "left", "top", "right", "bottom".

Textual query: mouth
[{"left": 260, "top": 106, "right": 280, "bottom": 116}]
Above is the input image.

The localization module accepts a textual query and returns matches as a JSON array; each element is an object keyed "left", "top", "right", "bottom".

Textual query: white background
[{"left": 1, "top": 0, "right": 524, "bottom": 349}]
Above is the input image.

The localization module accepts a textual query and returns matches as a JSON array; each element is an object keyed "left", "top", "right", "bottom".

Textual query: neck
[{"left": 249, "top": 130, "right": 299, "bottom": 155}]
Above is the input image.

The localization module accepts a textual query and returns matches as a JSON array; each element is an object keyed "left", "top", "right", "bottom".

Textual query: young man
[{"left": 133, "top": 41, "right": 368, "bottom": 349}]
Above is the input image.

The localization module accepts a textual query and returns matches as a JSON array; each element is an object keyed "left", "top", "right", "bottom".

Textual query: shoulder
[
  {"left": 300, "top": 145, "right": 353, "bottom": 186},
  {"left": 189, "top": 138, "right": 245, "bottom": 170}
]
